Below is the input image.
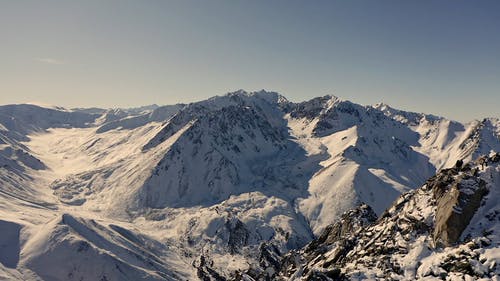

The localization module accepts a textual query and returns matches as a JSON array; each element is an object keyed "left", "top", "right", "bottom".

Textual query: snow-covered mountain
[{"left": 0, "top": 90, "right": 498, "bottom": 280}]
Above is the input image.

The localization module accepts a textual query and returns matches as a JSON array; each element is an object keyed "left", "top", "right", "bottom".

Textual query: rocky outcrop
[
  {"left": 194, "top": 255, "right": 227, "bottom": 281},
  {"left": 239, "top": 204, "right": 377, "bottom": 280},
  {"left": 433, "top": 175, "right": 488, "bottom": 247},
  {"left": 306, "top": 204, "right": 377, "bottom": 252},
  {"left": 226, "top": 217, "right": 250, "bottom": 254}
]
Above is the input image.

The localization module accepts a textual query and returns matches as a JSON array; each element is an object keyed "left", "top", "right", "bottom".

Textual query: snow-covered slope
[
  {"left": 0, "top": 91, "right": 498, "bottom": 280},
  {"left": 375, "top": 103, "right": 500, "bottom": 170},
  {"left": 286, "top": 96, "right": 436, "bottom": 234},
  {"left": 95, "top": 104, "right": 185, "bottom": 133},
  {"left": 20, "top": 214, "right": 192, "bottom": 281}
]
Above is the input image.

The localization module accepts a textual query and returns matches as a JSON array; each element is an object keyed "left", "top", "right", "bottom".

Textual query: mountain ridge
[{"left": 0, "top": 90, "right": 498, "bottom": 280}]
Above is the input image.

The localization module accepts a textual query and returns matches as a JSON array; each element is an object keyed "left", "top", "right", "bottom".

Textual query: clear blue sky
[{"left": 1, "top": 0, "right": 499, "bottom": 121}]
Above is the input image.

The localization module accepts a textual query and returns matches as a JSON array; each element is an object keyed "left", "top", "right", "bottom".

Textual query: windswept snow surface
[{"left": 0, "top": 91, "right": 498, "bottom": 280}]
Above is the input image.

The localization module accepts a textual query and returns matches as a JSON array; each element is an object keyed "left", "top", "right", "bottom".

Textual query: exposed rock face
[
  {"left": 234, "top": 204, "right": 377, "bottom": 280},
  {"left": 194, "top": 255, "right": 227, "bottom": 281},
  {"left": 226, "top": 217, "right": 250, "bottom": 254},
  {"left": 433, "top": 175, "right": 488, "bottom": 247},
  {"left": 304, "top": 204, "right": 377, "bottom": 255}
]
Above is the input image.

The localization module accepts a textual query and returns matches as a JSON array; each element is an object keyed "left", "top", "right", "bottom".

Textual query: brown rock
[{"left": 433, "top": 177, "right": 488, "bottom": 247}]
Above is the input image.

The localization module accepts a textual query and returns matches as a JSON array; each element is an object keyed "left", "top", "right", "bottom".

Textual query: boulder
[{"left": 433, "top": 176, "right": 488, "bottom": 247}]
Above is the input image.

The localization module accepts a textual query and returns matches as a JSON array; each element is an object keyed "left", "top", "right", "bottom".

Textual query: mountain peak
[
  {"left": 373, "top": 101, "right": 391, "bottom": 111},
  {"left": 225, "top": 89, "right": 287, "bottom": 104}
]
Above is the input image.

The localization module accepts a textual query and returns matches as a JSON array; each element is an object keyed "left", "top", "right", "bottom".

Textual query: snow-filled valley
[{"left": 0, "top": 90, "right": 499, "bottom": 280}]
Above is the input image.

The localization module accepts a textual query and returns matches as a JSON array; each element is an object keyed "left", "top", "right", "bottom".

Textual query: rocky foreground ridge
[{"left": 198, "top": 153, "right": 500, "bottom": 280}]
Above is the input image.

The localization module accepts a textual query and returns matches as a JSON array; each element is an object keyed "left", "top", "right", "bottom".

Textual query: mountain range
[{"left": 0, "top": 90, "right": 498, "bottom": 280}]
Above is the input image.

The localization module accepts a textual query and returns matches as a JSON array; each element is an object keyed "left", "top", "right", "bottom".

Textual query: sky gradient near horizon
[{"left": 1, "top": 0, "right": 499, "bottom": 121}]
